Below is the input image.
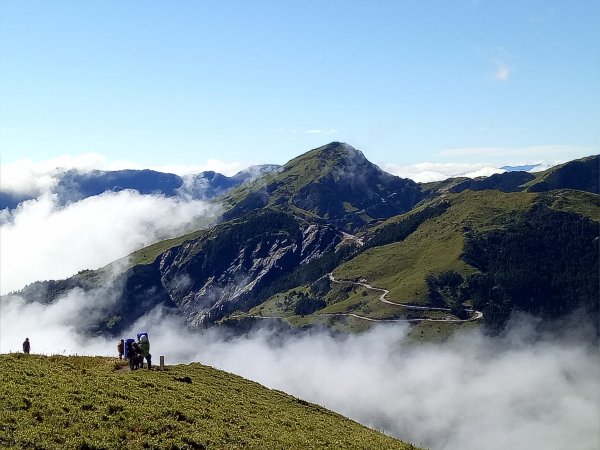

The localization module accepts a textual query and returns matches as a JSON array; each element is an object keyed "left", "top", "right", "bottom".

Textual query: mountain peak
[
  {"left": 224, "top": 142, "right": 424, "bottom": 229},
  {"left": 281, "top": 142, "right": 375, "bottom": 182},
  {"left": 288, "top": 142, "right": 366, "bottom": 168}
]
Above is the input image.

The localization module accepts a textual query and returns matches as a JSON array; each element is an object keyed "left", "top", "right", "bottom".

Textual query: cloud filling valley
[
  {"left": 1, "top": 156, "right": 598, "bottom": 450},
  {"left": 1, "top": 287, "right": 598, "bottom": 450}
]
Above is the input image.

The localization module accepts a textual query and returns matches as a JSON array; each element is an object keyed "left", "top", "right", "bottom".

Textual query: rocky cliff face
[
  {"left": 12, "top": 209, "right": 341, "bottom": 334},
  {"left": 153, "top": 209, "right": 341, "bottom": 326}
]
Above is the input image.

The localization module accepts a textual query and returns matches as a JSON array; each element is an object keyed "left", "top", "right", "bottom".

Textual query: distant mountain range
[
  {"left": 10, "top": 143, "right": 600, "bottom": 340},
  {"left": 0, "top": 164, "right": 281, "bottom": 211},
  {"left": 5, "top": 154, "right": 593, "bottom": 213}
]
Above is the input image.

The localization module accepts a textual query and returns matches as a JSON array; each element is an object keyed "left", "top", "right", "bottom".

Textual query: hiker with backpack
[
  {"left": 138, "top": 333, "right": 151, "bottom": 370},
  {"left": 125, "top": 339, "right": 136, "bottom": 370},
  {"left": 121, "top": 333, "right": 151, "bottom": 371},
  {"left": 130, "top": 341, "right": 142, "bottom": 370}
]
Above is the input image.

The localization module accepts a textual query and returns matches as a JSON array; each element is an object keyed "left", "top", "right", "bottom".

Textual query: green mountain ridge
[
  {"left": 11, "top": 145, "right": 600, "bottom": 338},
  {"left": 421, "top": 154, "right": 599, "bottom": 196},
  {"left": 525, "top": 154, "right": 600, "bottom": 193},
  {"left": 0, "top": 353, "right": 417, "bottom": 449}
]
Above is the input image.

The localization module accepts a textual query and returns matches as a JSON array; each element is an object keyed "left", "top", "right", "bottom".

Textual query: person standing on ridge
[
  {"left": 138, "top": 334, "right": 151, "bottom": 370},
  {"left": 117, "top": 339, "right": 124, "bottom": 359},
  {"left": 22, "top": 338, "right": 30, "bottom": 354},
  {"left": 129, "top": 341, "right": 142, "bottom": 370}
]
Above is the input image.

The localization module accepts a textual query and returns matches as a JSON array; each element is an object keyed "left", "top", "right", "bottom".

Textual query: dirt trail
[{"left": 324, "top": 273, "right": 483, "bottom": 323}]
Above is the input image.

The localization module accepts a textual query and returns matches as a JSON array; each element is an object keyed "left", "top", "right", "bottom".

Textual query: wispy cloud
[
  {"left": 528, "top": 9, "right": 556, "bottom": 23},
  {"left": 493, "top": 62, "right": 510, "bottom": 81},
  {"left": 276, "top": 128, "right": 339, "bottom": 135},
  {"left": 477, "top": 126, "right": 526, "bottom": 132},
  {"left": 477, "top": 46, "right": 515, "bottom": 82},
  {"left": 304, "top": 129, "right": 339, "bottom": 134}
]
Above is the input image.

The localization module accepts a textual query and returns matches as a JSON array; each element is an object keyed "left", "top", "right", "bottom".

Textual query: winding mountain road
[
  {"left": 244, "top": 274, "right": 483, "bottom": 325},
  {"left": 321, "top": 273, "right": 483, "bottom": 324}
]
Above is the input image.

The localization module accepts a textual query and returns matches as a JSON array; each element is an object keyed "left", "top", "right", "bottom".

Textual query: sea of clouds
[
  {"left": 1, "top": 290, "right": 598, "bottom": 450},
  {"left": 1, "top": 154, "right": 598, "bottom": 450},
  {"left": 0, "top": 155, "right": 228, "bottom": 294},
  {"left": 381, "top": 161, "right": 556, "bottom": 183}
]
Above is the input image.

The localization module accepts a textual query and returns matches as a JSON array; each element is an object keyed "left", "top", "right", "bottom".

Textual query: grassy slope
[
  {"left": 542, "top": 189, "right": 600, "bottom": 221},
  {"left": 334, "top": 189, "right": 598, "bottom": 337},
  {"left": 523, "top": 155, "right": 600, "bottom": 192},
  {"left": 0, "top": 354, "right": 418, "bottom": 450},
  {"left": 126, "top": 230, "right": 206, "bottom": 267},
  {"left": 335, "top": 191, "right": 537, "bottom": 302},
  {"left": 243, "top": 191, "right": 541, "bottom": 335}
]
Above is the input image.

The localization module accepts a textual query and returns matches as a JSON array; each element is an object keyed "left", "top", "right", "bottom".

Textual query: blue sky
[{"left": 0, "top": 0, "right": 598, "bottom": 172}]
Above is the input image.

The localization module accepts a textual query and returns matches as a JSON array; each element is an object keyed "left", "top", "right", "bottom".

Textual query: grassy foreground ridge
[{"left": 0, "top": 354, "right": 418, "bottom": 449}]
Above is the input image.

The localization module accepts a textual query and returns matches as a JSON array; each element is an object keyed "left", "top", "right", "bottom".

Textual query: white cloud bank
[
  {"left": 0, "top": 155, "right": 259, "bottom": 294},
  {"left": 0, "top": 192, "right": 220, "bottom": 294},
  {"left": 382, "top": 162, "right": 510, "bottom": 183},
  {"left": 0, "top": 292, "right": 597, "bottom": 450},
  {"left": 381, "top": 143, "right": 595, "bottom": 182}
]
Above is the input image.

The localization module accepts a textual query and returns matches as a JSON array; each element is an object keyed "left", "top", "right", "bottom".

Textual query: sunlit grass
[{"left": 0, "top": 353, "right": 419, "bottom": 449}]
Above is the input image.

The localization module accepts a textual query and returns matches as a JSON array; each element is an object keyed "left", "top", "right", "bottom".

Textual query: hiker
[
  {"left": 117, "top": 339, "right": 124, "bottom": 359},
  {"left": 130, "top": 341, "right": 142, "bottom": 370},
  {"left": 22, "top": 338, "right": 30, "bottom": 354},
  {"left": 138, "top": 334, "right": 151, "bottom": 370},
  {"left": 126, "top": 339, "right": 135, "bottom": 370}
]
